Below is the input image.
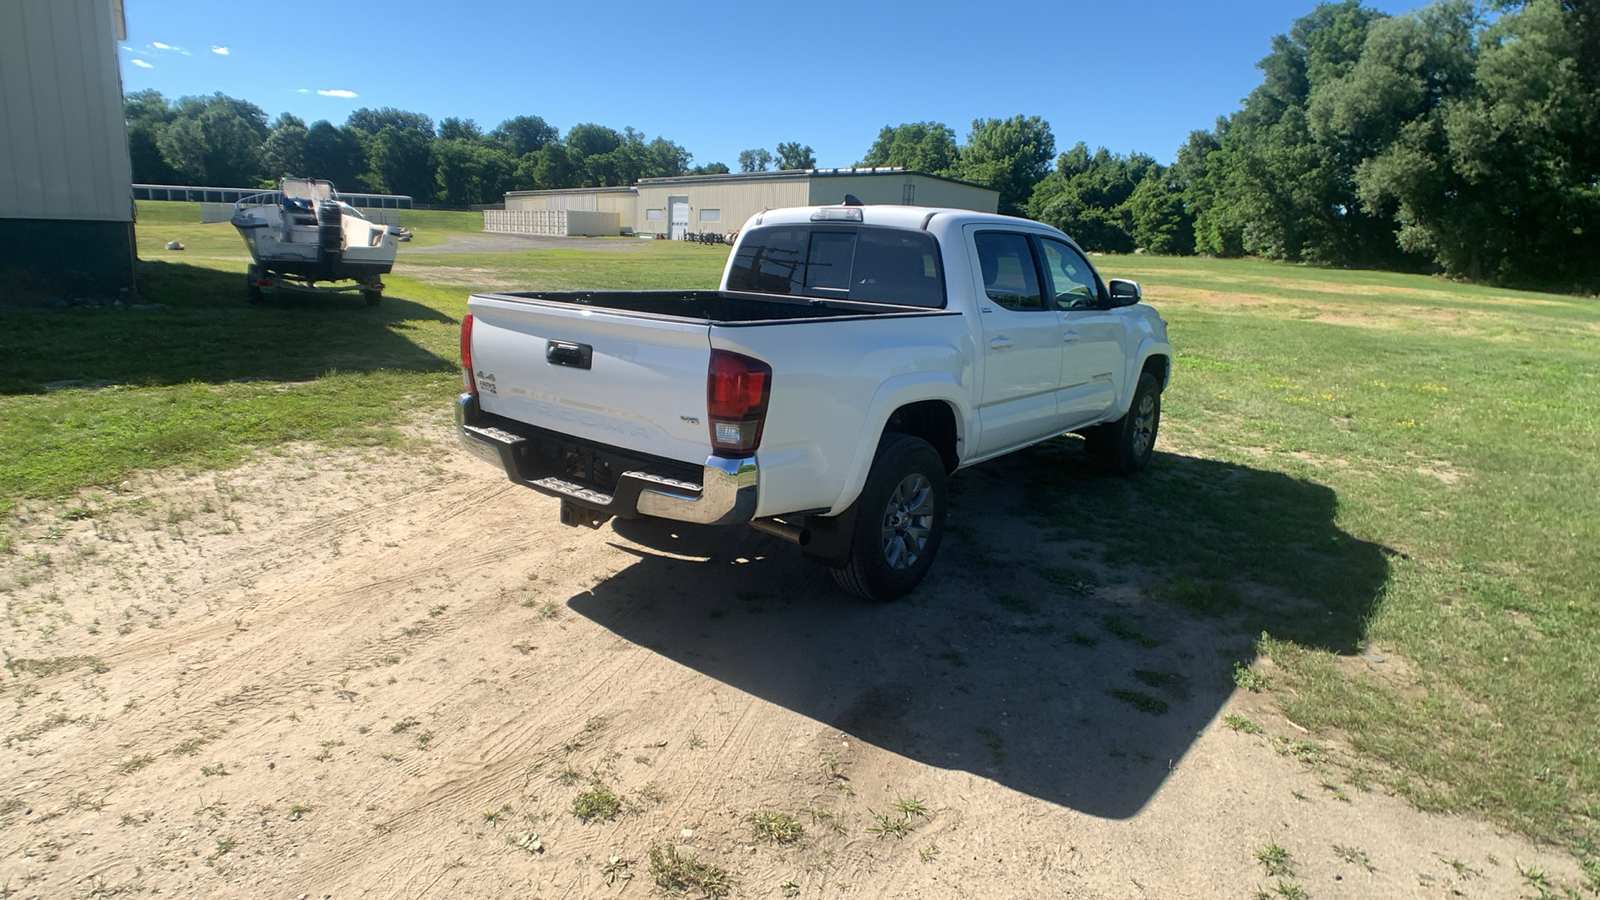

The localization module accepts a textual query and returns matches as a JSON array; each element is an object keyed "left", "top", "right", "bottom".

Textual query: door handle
[
  {"left": 989, "top": 337, "right": 1014, "bottom": 350},
  {"left": 1062, "top": 331, "right": 1081, "bottom": 343}
]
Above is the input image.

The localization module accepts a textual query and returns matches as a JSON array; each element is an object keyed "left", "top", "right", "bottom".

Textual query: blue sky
[{"left": 119, "top": 0, "right": 1425, "bottom": 169}]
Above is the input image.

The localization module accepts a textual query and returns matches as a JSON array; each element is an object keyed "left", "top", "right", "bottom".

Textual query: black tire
[
  {"left": 1091, "top": 371, "right": 1162, "bottom": 474},
  {"left": 831, "top": 434, "right": 948, "bottom": 602},
  {"left": 363, "top": 288, "right": 382, "bottom": 307}
]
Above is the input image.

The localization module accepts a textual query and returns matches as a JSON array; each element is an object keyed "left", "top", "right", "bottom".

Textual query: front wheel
[
  {"left": 1087, "top": 371, "right": 1162, "bottom": 474},
  {"left": 831, "top": 434, "right": 948, "bottom": 602}
]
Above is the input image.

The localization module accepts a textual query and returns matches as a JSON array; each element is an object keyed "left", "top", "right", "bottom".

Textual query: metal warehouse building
[
  {"left": 0, "top": 0, "right": 136, "bottom": 301},
  {"left": 492, "top": 168, "right": 999, "bottom": 239}
]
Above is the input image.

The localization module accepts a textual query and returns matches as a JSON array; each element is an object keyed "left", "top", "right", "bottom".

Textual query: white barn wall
[
  {"left": 635, "top": 177, "right": 810, "bottom": 236},
  {"left": 0, "top": 0, "right": 132, "bottom": 222},
  {"left": 505, "top": 188, "right": 638, "bottom": 231},
  {"left": 500, "top": 171, "right": 1000, "bottom": 241},
  {"left": 808, "top": 174, "right": 999, "bottom": 214}
]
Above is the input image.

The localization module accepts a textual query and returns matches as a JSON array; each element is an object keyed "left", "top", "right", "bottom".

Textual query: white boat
[{"left": 230, "top": 178, "right": 407, "bottom": 305}]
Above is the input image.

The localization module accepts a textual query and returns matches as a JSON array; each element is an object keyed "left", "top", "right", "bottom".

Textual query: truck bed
[{"left": 478, "top": 289, "right": 944, "bottom": 323}]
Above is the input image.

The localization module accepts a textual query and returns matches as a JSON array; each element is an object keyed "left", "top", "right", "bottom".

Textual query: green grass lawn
[
  {"left": 1097, "top": 254, "right": 1600, "bottom": 852},
  {"left": 2, "top": 223, "right": 1598, "bottom": 863}
]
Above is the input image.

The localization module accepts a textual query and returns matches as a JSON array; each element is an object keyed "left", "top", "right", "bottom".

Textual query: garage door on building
[{"left": 669, "top": 196, "right": 689, "bottom": 240}]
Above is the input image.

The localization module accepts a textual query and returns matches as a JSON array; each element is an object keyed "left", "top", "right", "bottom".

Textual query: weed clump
[
  {"left": 572, "top": 778, "right": 622, "bottom": 822},
  {"left": 649, "top": 844, "right": 734, "bottom": 898},
  {"left": 749, "top": 810, "right": 804, "bottom": 845}
]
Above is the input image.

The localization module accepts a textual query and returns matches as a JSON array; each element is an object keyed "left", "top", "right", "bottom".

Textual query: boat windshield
[{"left": 281, "top": 178, "right": 336, "bottom": 203}]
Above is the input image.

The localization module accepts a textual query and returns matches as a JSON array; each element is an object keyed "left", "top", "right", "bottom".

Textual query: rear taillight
[
  {"left": 460, "top": 313, "right": 476, "bottom": 394},
  {"left": 706, "top": 350, "right": 772, "bottom": 457}
]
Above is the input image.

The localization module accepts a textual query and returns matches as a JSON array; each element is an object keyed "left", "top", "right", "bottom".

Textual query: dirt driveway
[{"left": 0, "top": 421, "right": 1578, "bottom": 898}]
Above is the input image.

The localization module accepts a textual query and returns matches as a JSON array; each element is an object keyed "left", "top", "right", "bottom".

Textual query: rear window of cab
[{"left": 726, "top": 225, "right": 946, "bottom": 308}]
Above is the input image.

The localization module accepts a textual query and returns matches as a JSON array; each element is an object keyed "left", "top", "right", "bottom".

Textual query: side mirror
[{"left": 1108, "top": 278, "right": 1142, "bottom": 306}]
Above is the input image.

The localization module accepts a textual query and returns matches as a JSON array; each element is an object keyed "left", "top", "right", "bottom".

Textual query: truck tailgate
[{"left": 468, "top": 293, "right": 713, "bottom": 465}]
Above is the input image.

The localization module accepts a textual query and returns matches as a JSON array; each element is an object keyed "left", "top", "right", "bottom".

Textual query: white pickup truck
[{"left": 456, "top": 201, "right": 1171, "bottom": 601}]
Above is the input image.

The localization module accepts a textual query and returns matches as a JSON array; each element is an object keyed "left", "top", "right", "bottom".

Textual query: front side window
[
  {"left": 726, "top": 225, "right": 945, "bottom": 307},
  {"left": 974, "top": 232, "right": 1043, "bottom": 311},
  {"left": 1038, "top": 238, "right": 1103, "bottom": 309}
]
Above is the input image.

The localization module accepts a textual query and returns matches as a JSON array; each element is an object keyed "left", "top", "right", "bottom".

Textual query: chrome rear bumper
[{"left": 455, "top": 393, "right": 757, "bottom": 526}]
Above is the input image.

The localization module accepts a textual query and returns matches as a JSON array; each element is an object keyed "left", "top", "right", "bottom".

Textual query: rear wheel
[
  {"left": 831, "top": 434, "right": 947, "bottom": 602},
  {"left": 363, "top": 288, "right": 382, "bottom": 307}
]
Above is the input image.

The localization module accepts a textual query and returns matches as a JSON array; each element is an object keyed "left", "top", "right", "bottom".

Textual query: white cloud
[
  {"left": 131, "top": 58, "right": 153, "bottom": 68},
  {"left": 211, "top": 46, "right": 229, "bottom": 56},
  {"left": 317, "top": 89, "right": 357, "bottom": 98},
  {"left": 150, "top": 41, "right": 189, "bottom": 55},
  {"left": 296, "top": 88, "right": 310, "bottom": 94}
]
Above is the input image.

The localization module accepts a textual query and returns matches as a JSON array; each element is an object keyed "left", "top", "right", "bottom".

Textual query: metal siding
[
  {"left": 507, "top": 190, "right": 637, "bottom": 229},
  {"left": 0, "top": 0, "right": 132, "bottom": 222},
  {"left": 806, "top": 174, "right": 998, "bottom": 214},
  {"left": 635, "top": 178, "right": 808, "bottom": 235},
  {"left": 904, "top": 175, "right": 1000, "bottom": 214}
]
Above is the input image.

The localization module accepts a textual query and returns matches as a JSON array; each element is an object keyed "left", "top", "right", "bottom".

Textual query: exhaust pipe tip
[{"left": 749, "top": 518, "right": 810, "bottom": 546}]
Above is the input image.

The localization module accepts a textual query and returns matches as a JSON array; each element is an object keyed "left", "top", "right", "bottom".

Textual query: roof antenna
[{"left": 842, "top": 194, "right": 864, "bottom": 207}]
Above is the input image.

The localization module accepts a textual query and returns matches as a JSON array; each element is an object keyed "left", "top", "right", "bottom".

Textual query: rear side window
[
  {"left": 727, "top": 225, "right": 945, "bottom": 307},
  {"left": 974, "top": 232, "right": 1043, "bottom": 311}
]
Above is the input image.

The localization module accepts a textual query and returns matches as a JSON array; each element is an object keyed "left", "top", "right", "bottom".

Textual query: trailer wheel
[
  {"left": 246, "top": 266, "right": 263, "bottom": 305},
  {"left": 363, "top": 287, "right": 382, "bottom": 307}
]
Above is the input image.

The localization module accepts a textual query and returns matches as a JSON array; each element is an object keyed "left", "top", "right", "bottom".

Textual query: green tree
[
  {"left": 124, "top": 89, "right": 178, "bottom": 184},
  {"left": 432, "top": 139, "right": 514, "bottom": 206},
  {"left": 566, "top": 124, "right": 623, "bottom": 159},
  {"left": 1027, "top": 143, "right": 1157, "bottom": 252},
  {"left": 1125, "top": 168, "right": 1196, "bottom": 255},
  {"left": 345, "top": 107, "right": 435, "bottom": 140},
  {"left": 956, "top": 115, "right": 1055, "bottom": 216},
  {"left": 302, "top": 120, "right": 366, "bottom": 188},
  {"left": 437, "top": 117, "right": 485, "bottom": 143},
  {"left": 259, "top": 113, "right": 309, "bottom": 181},
  {"left": 691, "top": 162, "right": 731, "bottom": 175},
  {"left": 774, "top": 142, "right": 815, "bottom": 170},
  {"left": 859, "top": 122, "right": 959, "bottom": 174},
  {"left": 1360, "top": 0, "right": 1600, "bottom": 288},
  {"left": 738, "top": 148, "right": 773, "bottom": 173},
  {"left": 364, "top": 124, "right": 435, "bottom": 199},
  {"left": 1184, "top": 2, "right": 1390, "bottom": 263},
  {"left": 153, "top": 93, "right": 270, "bottom": 186},
  {"left": 1172, "top": 127, "right": 1245, "bottom": 257},
  {"left": 490, "top": 115, "right": 558, "bottom": 158},
  {"left": 519, "top": 143, "right": 577, "bottom": 191}
]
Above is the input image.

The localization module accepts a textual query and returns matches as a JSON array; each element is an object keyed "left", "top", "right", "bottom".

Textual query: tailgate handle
[{"left": 546, "top": 340, "right": 593, "bottom": 370}]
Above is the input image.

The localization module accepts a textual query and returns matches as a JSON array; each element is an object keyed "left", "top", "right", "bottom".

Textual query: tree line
[
  {"left": 125, "top": 93, "right": 821, "bottom": 206},
  {"left": 877, "top": 0, "right": 1596, "bottom": 291},
  {"left": 126, "top": 0, "right": 1596, "bottom": 291},
  {"left": 126, "top": 93, "right": 725, "bottom": 206}
]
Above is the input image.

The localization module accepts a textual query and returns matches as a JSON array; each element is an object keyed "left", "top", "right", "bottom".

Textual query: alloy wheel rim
[
  {"left": 1131, "top": 394, "right": 1156, "bottom": 458},
  {"left": 880, "top": 474, "right": 935, "bottom": 570}
]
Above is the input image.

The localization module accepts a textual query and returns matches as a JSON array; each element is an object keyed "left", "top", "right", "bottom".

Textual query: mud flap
[{"left": 800, "top": 500, "right": 861, "bottom": 568}]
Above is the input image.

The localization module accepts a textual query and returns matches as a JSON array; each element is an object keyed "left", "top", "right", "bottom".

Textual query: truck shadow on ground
[
  {"left": 0, "top": 260, "right": 456, "bottom": 394},
  {"left": 569, "top": 437, "right": 1393, "bottom": 819}
]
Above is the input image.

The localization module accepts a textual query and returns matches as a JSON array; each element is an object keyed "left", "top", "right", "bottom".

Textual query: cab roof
[{"left": 747, "top": 204, "right": 1044, "bottom": 233}]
